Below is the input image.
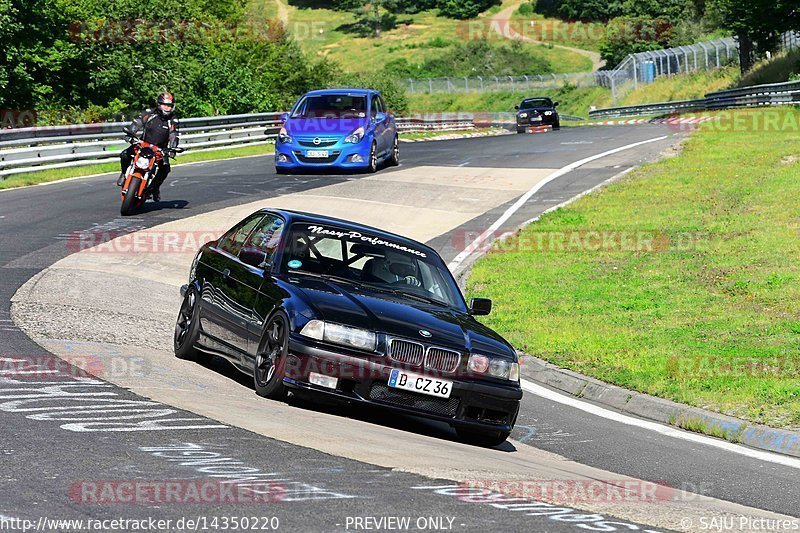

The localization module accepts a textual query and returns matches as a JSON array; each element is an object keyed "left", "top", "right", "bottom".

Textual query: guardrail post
[
  {"left": 610, "top": 73, "right": 617, "bottom": 105},
  {"left": 428, "top": 78, "right": 433, "bottom": 94},
  {"left": 478, "top": 76, "right": 484, "bottom": 90},
  {"left": 508, "top": 76, "right": 515, "bottom": 94},
  {"left": 464, "top": 76, "right": 469, "bottom": 93},
  {"left": 408, "top": 79, "right": 414, "bottom": 93}
]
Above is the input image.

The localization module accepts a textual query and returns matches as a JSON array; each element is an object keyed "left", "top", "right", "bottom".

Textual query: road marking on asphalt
[
  {"left": 447, "top": 135, "right": 669, "bottom": 273},
  {"left": 520, "top": 379, "right": 800, "bottom": 470}
]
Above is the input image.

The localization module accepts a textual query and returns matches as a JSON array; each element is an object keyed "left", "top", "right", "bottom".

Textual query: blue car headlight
[
  {"left": 518, "top": 112, "right": 528, "bottom": 118},
  {"left": 278, "top": 126, "right": 292, "bottom": 144},
  {"left": 345, "top": 127, "right": 365, "bottom": 144}
]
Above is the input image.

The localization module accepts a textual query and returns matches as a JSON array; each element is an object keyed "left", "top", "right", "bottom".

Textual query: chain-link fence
[
  {"left": 403, "top": 71, "right": 608, "bottom": 95},
  {"left": 605, "top": 38, "right": 738, "bottom": 104},
  {"left": 403, "top": 32, "right": 800, "bottom": 104}
]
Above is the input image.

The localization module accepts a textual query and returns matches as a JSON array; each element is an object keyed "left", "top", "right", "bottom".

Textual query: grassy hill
[{"left": 248, "top": 0, "right": 593, "bottom": 75}]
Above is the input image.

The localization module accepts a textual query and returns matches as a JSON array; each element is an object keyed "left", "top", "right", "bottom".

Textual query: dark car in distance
[
  {"left": 515, "top": 97, "right": 560, "bottom": 132},
  {"left": 174, "top": 209, "right": 522, "bottom": 446}
]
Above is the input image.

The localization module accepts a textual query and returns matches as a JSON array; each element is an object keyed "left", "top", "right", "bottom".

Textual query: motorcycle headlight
[
  {"left": 518, "top": 112, "right": 528, "bottom": 118},
  {"left": 134, "top": 157, "right": 151, "bottom": 170},
  {"left": 468, "top": 354, "right": 519, "bottom": 382},
  {"left": 345, "top": 127, "right": 365, "bottom": 144},
  {"left": 300, "top": 320, "right": 376, "bottom": 351},
  {"left": 278, "top": 127, "right": 292, "bottom": 144},
  {"left": 544, "top": 111, "right": 553, "bottom": 116}
]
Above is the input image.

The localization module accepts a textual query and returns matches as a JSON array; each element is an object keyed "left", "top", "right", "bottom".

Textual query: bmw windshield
[
  {"left": 520, "top": 98, "right": 552, "bottom": 109},
  {"left": 280, "top": 223, "right": 466, "bottom": 311}
]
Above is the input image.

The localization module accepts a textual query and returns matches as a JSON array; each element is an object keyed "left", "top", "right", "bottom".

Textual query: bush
[
  {"left": 333, "top": 70, "right": 409, "bottom": 114},
  {"left": 405, "top": 39, "right": 553, "bottom": 78},
  {"left": 533, "top": 0, "right": 561, "bottom": 17},
  {"left": 1, "top": 0, "right": 333, "bottom": 121},
  {"left": 599, "top": 16, "right": 673, "bottom": 66},
  {"left": 437, "top": 0, "right": 500, "bottom": 20},
  {"left": 516, "top": 2, "right": 534, "bottom": 16}
]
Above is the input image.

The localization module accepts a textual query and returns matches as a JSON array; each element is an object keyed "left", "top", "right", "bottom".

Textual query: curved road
[{"left": 1, "top": 127, "right": 798, "bottom": 532}]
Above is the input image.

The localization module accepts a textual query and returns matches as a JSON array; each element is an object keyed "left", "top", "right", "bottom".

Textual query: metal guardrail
[
  {"left": 0, "top": 114, "right": 475, "bottom": 178},
  {"left": 587, "top": 80, "right": 800, "bottom": 119}
]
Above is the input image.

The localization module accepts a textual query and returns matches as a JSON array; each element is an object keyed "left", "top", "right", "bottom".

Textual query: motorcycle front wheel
[{"left": 120, "top": 176, "right": 142, "bottom": 216}]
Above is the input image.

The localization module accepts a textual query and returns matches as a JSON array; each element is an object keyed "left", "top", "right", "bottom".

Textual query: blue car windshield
[
  {"left": 291, "top": 95, "right": 368, "bottom": 119},
  {"left": 281, "top": 223, "right": 466, "bottom": 311}
]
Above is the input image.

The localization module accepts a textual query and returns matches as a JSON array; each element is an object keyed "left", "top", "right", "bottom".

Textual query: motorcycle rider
[{"left": 118, "top": 92, "right": 180, "bottom": 202}]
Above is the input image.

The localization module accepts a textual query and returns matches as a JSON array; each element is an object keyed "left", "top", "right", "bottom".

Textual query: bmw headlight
[
  {"left": 278, "top": 127, "right": 292, "bottom": 144},
  {"left": 468, "top": 354, "right": 519, "bottom": 382},
  {"left": 300, "top": 320, "right": 377, "bottom": 351},
  {"left": 345, "top": 127, "right": 365, "bottom": 144},
  {"left": 135, "top": 157, "right": 152, "bottom": 170},
  {"left": 518, "top": 112, "right": 528, "bottom": 118},
  {"left": 544, "top": 111, "right": 553, "bottom": 116}
]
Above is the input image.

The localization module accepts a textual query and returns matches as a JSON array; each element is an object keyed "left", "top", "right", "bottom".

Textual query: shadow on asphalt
[
  {"left": 136, "top": 199, "right": 190, "bottom": 213},
  {"left": 193, "top": 352, "right": 517, "bottom": 452}
]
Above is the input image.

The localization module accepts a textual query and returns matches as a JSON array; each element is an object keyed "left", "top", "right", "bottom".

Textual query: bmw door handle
[{"left": 222, "top": 269, "right": 230, "bottom": 278}]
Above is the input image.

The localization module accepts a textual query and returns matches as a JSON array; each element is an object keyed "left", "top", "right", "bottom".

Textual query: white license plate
[
  {"left": 531, "top": 116, "right": 542, "bottom": 122},
  {"left": 388, "top": 369, "right": 453, "bottom": 399},
  {"left": 305, "top": 150, "right": 329, "bottom": 158}
]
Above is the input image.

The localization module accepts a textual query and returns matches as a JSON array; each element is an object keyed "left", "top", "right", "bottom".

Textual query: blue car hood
[{"left": 285, "top": 117, "right": 368, "bottom": 137}]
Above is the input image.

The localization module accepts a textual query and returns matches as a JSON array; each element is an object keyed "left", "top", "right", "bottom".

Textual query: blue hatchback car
[{"left": 275, "top": 89, "right": 400, "bottom": 174}]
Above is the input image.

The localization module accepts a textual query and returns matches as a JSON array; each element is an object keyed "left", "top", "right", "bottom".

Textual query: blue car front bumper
[{"left": 275, "top": 137, "right": 373, "bottom": 170}]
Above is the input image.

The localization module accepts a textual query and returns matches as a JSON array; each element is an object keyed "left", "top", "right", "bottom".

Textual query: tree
[
  {"left": 709, "top": 0, "right": 798, "bottom": 72},
  {"left": 333, "top": 0, "right": 397, "bottom": 36},
  {"left": 437, "top": 0, "right": 500, "bottom": 20}
]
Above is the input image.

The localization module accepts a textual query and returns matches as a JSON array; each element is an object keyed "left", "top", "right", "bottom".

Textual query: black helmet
[{"left": 156, "top": 92, "right": 175, "bottom": 116}]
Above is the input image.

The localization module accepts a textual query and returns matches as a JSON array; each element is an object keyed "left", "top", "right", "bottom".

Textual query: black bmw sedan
[
  {"left": 174, "top": 209, "right": 522, "bottom": 446},
  {"left": 515, "top": 97, "right": 560, "bottom": 132}
]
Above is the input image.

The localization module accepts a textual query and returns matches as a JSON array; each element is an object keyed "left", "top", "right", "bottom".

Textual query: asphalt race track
[{"left": 2, "top": 126, "right": 798, "bottom": 533}]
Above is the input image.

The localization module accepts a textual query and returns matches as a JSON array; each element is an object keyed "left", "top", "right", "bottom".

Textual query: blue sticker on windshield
[{"left": 288, "top": 260, "right": 302, "bottom": 269}]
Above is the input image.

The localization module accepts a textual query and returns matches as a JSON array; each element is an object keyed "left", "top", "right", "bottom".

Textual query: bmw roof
[{"left": 257, "top": 209, "right": 439, "bottom": 258}]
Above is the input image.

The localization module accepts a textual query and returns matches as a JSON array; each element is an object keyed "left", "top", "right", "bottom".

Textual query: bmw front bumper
[{"left": 283, "top": 335, "right": 522, "bottom": 433}]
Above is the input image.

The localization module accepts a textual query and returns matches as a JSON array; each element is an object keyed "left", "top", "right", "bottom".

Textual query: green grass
[
  {"left": 251, "top": 1, "right": 592, "bottom": 74},
  {"left": 0, "top": 143, "right": 275, "bottom": 190},
  {"left": 506, "top": 11, "right": 606, "bottom": 52},
  {"left": 620, "top": 67, "right": 740, "bottom": 105},
  {"left": 467, "top": 108, "right": 800, "bottom": 429},
  {"left": 407, "top": 85, "right": 613, "bottom": 118},
  {"left": 738, "top": 49, "right": 800, "bottom": 87},
  {"left": 400, "top": 127, "right": 506, "bottom": 140}
]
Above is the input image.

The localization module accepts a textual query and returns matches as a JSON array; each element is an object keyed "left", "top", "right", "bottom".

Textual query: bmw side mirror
[
  {"left": 240, "top": 247, "right": 268, "bottom": 270},
  {"left": 279, "top": 112, "right": 289, "bottom": 123},
  {"left": 514, "top": 105, "right": 519, "bottom": 110},
  {"left": 470, "top": 298, "right": 492, "bottom": 316},
  {"left": 554, "top": 102, "right": 559, "bottom": 107}
]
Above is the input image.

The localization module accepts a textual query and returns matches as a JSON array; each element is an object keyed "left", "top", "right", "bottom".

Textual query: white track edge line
[
  {"left": 520, "top": 379, "right": 800, "bottom": 469},
  {"left": 447, "top": 135, "right": 669, "bottom": 272}
]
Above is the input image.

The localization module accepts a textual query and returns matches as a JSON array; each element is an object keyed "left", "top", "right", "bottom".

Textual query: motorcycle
[{"left": 118, "top": 127, "right": 183, "bottom": 216}]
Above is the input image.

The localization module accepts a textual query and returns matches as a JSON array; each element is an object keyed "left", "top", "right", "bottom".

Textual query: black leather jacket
[{"left": 128, "top": 109, "right": 180, "bottom": 151}]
